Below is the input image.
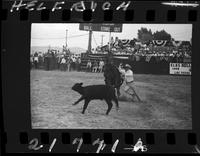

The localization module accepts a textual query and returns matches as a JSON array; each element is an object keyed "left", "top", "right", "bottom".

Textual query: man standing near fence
[
  {"left": 60, "top": 56, "right": 66, "bottom": 71},
  {"left": 66, "top": 56, "right": 71, "bottom": 72},
  {"left": 99, "top": 59, "right": 105, "bottom": 73},
  {"left": 122, "top": 64, "right": 141, "bottom": 102},
  {"left": 33, "top": 52, "right": 39, "bottom": 69},
  {"left": 86, "top": 60, "right": 92, "bottom": 72},
  {"left": 77, "top": 57, "right": 81, "bottom": 71},
  {"left": 92, "top": 60, "right": 98, "bottom": 73}
]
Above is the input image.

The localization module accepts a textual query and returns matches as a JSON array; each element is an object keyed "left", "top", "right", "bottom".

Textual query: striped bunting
[{"left": 152, "top": 40, "right": 168, "bottom": 47}]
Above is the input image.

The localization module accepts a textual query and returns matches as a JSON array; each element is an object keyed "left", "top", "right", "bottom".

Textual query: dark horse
[{"left": 103, "top": 62, "right": 124, "bottom": 97}]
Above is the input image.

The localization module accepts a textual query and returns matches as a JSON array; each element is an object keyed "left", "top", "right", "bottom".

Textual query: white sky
[{"left": 31, "top": 23, "right": 192, "bottom": 50}]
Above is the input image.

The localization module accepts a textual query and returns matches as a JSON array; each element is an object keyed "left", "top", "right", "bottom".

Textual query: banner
[
  {"left": 152, "top": 40, "right": 168, "bottom": 46},
  {"left": 113, "top": 39, "right": 135, "bottom": 49},
  {"left": 169, "top": 63, "right": 191, "bottom": 75}
]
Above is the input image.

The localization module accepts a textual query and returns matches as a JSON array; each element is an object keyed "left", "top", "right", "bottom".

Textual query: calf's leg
[
  {"left": 82, "top": 99, "right": 90, "bottom": 114},
  {"left": 105, "top": 100, "right": 113, "bottom": 115},
  {"left": 73, "top": 96, "right": 84, "bottom": 105}
]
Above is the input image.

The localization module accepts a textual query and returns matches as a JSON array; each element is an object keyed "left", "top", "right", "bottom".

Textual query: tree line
[{"left": 137, "top": 27, "right": 173, "bottom": 43}]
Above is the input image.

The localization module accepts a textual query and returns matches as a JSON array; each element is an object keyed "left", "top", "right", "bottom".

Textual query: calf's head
[{"left": 72, "top": 83, "right": 83, "bottom": 93}]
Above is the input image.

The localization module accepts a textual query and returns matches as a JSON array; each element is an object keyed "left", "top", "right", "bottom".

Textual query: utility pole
[
  {"left": 66, "top": 29, "right": 70, "bottom": 56},
  {"left": 88, "top": 30, "right": 92, "bottom": 53},
  {"left": 107, "top": 31, "right": 114, "bottom": 62},
  {"left": 108, "top": 31, "right": 111, "bottom": 53},
  {"left": 66, "top": 29, "right": 68, "bottom": 48},
  {"left": 101, "top": 35, "right": 105, "bottom": 47}
]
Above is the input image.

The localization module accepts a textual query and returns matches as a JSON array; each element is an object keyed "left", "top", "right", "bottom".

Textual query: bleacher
[{"left": 80, "top": 53, "right": 131, "bottom": 71}]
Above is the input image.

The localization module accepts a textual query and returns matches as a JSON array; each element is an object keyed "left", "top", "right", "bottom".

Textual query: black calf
[{"left": 71, "top": 83, "right": 119, "bottom": 115}]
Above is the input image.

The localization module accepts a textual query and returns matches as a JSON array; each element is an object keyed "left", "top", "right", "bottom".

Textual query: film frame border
[
  {"left": 1, "top": 1, "right": 200, "bottom": 22},
  {"left": 1, "top": 0, "right": 200, "bottom": 154}
]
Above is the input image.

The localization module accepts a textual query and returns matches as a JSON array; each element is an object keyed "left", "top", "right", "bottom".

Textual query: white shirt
[
  {"left": 87, "top": 62, "right": 92, "bottom": 67},
  {"left": 72, "top": 57, "right": 76, "bottom": 62},
  {"left": 124, "top": 69, "right": 134, "bottom": 83},
  {"left": 34, "top": 56, "right": 38, "bottom": 62},
  {"left": 99, "top": 61, "right": 104, "bottom": 67},
  {"left": 61, "top": 58, "right": 66, "bottom": 64}
]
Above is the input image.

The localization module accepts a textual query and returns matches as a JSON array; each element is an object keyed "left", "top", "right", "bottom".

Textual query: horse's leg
[
  {"left": 116, "top": 87, "right": 121, "bottom": 97},
  {"left": 114, "top": 78, "right": 121, "bottom": 97},
  {"left": 113, "top": 95, "right": 119, "bottom": 111}
]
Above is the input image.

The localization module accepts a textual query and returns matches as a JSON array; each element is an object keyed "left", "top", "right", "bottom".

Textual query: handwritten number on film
[
  {"left": 92, "top": 138, "right": 119, "bottom": 153},
  {"left": 72, "top": 137, "right": 119, "bottom": 153},
  {"left": 28, "top": 138, "right": 57, "bottom": 152},
  {"left": 28, "top": 137, "right": 119, "bottom": 152},
  {"left": 28, "top": 138, "right": 43, "bottom": 150},
  {"left": 72, "top": 137, "right": 83, "bottom": 152},
  {"left": 72, "top": 137, "right": 107, "bottom": 153},
  {"left": 92, "top": 138, "right": 106, "bottom": 153}
]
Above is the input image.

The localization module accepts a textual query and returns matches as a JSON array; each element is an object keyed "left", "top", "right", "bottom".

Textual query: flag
[
  {"left": 113, "top": 38, "right": 137, "bottom": 49},
  {"left": 152, "top": 40, "right": 168, "bottom": 46},
  {"left": 121, "top": 39, "right": 131, "bottom": 46}
]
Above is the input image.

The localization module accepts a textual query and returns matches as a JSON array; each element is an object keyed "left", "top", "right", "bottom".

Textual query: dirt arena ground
[{"left": 31, "top": 70, "right": 192, "bottom": 129}]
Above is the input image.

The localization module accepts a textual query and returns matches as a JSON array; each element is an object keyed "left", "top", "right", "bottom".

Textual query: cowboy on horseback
[{"left": 103, "top": 56, "right": 123, "bottom": 97}]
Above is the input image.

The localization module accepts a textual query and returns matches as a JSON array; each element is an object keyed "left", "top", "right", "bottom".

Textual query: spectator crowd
[
  {"left": 86, "top": 59, "right": 105, "bottom": 73},
  {"left": 30, "top": 37, "right": 192, "bottom": 75},
  {"left": 94, "top": 37, "right": 192, "bottom": 63},
  {"left": 30, "top": 50, "right": 82, "bottom": 71}
]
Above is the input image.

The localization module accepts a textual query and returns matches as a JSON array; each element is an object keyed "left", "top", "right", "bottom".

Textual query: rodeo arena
[{"left": 31, "top": 24, "right": 192, "bottom": 129}]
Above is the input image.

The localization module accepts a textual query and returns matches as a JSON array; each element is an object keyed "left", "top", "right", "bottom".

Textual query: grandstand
[{"left": 80, "top": 36, "right": 192, "bottom": 74}]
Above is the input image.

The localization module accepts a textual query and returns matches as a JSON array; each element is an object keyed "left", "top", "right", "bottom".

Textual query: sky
[{"left": 31, "top": 23, "right": 192, "bottom": 50}]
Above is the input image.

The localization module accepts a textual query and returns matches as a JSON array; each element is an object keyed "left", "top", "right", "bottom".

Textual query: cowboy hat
[{"left": 124, "top": 64, "right": 132, "bottom": 69}]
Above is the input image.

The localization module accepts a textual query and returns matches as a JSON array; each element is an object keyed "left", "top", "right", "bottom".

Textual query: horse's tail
[
  {"left": 114, "top": 66, "right": 124, "bottom": 87},
  {"left": 103, "top": 63, "right": 124, "bottom": 88}
]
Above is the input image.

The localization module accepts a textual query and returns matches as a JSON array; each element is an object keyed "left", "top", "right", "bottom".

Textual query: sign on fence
[
  {"left": 79, "top": 24, "right": 123, "bottom": 32},
  {"left": 169, "top": 63, "right": 191, "bottom": 75}
]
